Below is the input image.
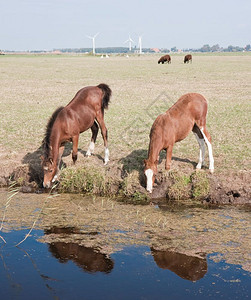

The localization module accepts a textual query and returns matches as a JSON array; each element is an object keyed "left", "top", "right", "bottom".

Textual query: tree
[
  {"left": 245, "top": 44, "right": 251, "bottom": 51},
  {"left": 200, "top": 44, "right": 211, "bottom": 52},
  {"left": 227, "top": 45, "right": 234, "bottom": 52},
  {"left": 211, "top": 44, "right": 220, "bottom": 52}
]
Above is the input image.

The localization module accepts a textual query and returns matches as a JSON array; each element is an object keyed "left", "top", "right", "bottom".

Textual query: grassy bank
[{"left": 0, "top": 53, "right": 250, "bottom": 200}]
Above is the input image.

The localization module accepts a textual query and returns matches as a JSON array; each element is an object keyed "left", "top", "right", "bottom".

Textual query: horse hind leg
[
  {"left": 193, "top": 127, "right": 205, "bottom": 170},
  {"left": 200, "top": 127, "right": 214, "bottom": 173},
  {"left": 96, "top": 113, "right": 109, "bottom": 165},
  {"left": 86, "top": 121, "right": 99, "bottom": 157}
]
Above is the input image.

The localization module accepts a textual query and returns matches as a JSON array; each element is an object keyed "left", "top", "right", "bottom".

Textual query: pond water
[{"left": 0, "top": 190, "right": 250, "bottom": 299}]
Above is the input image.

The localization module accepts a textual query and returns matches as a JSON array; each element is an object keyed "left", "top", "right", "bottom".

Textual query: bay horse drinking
[
  {"left": 144, "top": 93, "right": 214, "bottom": 193},
  {"left": 42, "top": 83, "right": 111, "bottom": 188}
]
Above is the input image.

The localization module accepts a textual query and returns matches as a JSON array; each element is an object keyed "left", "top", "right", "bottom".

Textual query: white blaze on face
[{"left": 145, "top": 169, "right": 153, "bottom": 193}]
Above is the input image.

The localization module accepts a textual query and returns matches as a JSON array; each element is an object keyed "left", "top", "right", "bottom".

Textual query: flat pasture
[{"left": 0, "top": 53, "right": 250, "bottom": 175}]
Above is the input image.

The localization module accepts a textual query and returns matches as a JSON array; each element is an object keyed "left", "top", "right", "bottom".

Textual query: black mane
[{"left": 42, "top": 106, "right": 64, "bottom": 159}]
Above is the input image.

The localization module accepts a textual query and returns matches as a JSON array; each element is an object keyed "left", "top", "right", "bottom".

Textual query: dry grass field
[{"left": 0, "top": 53, "right": 250, "bottom": 183}]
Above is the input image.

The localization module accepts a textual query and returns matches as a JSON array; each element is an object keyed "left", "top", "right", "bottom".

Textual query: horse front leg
[
  {"left": 53, "top": 145, "right": 65, "bottom": 182},
  {"left": 57, "top": 144, "right": 65, "bottom": 171},
  {"left": 96, "top": 114, "right": 109, "bottom": 165},
  {"left": 165, "top": 145, "right": 173, "bottom": 171},
  {"left": 72, "top": 135, "right": 79, "bottom": 164},
  {"left": 86, "top": 121, "right": 99, "bottom": 157}
]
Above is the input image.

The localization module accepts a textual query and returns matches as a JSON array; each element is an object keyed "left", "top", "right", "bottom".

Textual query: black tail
[{"left": 97, "top": 83, "right": 112, "bottom": 110}]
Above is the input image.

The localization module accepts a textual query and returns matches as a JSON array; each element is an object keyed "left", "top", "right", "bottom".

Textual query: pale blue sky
[{"left": 1, "top": 0, "right": 250, "bottom": 51}]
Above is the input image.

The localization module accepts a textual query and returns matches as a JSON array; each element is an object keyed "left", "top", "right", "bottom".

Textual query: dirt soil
[{"left": 0, "top": 148, "right": 250, "bottom": 205}]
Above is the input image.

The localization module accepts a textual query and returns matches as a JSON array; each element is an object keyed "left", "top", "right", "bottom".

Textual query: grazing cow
[
  {"left": 158, "top": 54, "right": 171, "bottom": 64},
  {"left": 184, "top": 54, "right": 192, "bottom": 63},
  {"left": 144, "top": 93, "right": 214, "bottom": 193}
]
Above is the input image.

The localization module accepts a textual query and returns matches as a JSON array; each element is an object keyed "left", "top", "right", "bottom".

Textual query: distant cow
[
  {"left": 158, "top": 54, "right": 171, "bottom": 64},
  {"left": 184, "top": 54, "right": 192, "bottom": 63}
]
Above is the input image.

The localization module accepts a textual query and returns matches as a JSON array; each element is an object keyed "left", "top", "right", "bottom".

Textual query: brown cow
[
  {"left": 184, "top": 54, "right": 192, "bottom": 63},
  {"left": 158, "top": 54, "right": 171, "bottom": 64}
]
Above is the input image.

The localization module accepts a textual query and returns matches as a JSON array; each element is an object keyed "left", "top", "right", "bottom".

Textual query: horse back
[
  {"left": 52, "top": 87, "right": 101, "bottom": 138},
  {"left": 169, "top": 93, "right": 207, "bottom": 122},
  {"left": 152, "top": 93, "right": 208, "bottom": 145},
  {"left": 67, "top": 86, "right": 102, "bottom": 110}
]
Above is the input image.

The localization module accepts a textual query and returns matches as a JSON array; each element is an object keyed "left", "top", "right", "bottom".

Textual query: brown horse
[
  {"left": 42, "top": 83, "right": 111, "bottom": 188},
  {"left": 144, "top": 93, "right": 214, "bottom": 193}
]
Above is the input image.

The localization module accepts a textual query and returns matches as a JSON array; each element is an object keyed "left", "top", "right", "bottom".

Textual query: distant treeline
[
  {"left": 53, "top": 44, "right": 250, "bottom": 54},
  {"left": 53, "top": 47, "right": 156, "bottom": 54},
  {"left": 2, "top": 44, "right": 250, "bottom": 54},
  {"left": 180, "top": 44, "right": 251, "bottom": 53}
]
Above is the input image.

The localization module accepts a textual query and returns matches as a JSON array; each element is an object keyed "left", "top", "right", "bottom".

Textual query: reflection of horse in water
[
  {"left": 151, "top": 248, "right": 207, "bottom": 281},
  {"left": 45, "top": 227, "right": 114, "bottom": 274}
]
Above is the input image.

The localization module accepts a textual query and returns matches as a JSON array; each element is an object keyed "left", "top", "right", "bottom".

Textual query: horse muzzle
[{"left": 43, "top": 181, "right": 51, "bottom": 189}]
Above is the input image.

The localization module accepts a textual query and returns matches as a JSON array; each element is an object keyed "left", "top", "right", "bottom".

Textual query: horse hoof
[{"left": 209, "top": 169, "right": 214, "bottom": 174}]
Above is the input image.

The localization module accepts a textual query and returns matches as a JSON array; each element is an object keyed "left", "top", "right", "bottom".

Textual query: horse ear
[{"left": 49, "top": 158, "right": 53, "bottom": 164}]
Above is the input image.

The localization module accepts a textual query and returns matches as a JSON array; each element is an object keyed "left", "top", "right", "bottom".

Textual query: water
[
  {"left": 0, "top": 190, "right": 250, "bottom": 299},
  {"left": 0, "top": 229, "right": 250, "bottom": 300}
]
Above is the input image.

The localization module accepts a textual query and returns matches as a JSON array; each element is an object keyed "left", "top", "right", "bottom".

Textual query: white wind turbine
[
  {"left": 124, "top": 35, "right": 134, "bottom": 51},
  {"left": 138, "top": 35, "right": 143, "bottom": 54},
  {"left": 86, "top": 32, "right": 99, "bottom": 55}
]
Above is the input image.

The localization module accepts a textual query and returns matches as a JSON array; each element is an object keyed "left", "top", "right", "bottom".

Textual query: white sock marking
[
  {"left": 86, "top": 141, "right": 95, "bottom": 156},
  {"left": 194, "top": 133, "right": 205, "bottom": 169},
  {"left": 145, "top": 169, "right": 153, "bottom": 193},
  {"left": 104, "top": 147, "right": 109, "bottom": 165},
  {"left": 201, "top": 129, "right": 214, "bottom": 172}
]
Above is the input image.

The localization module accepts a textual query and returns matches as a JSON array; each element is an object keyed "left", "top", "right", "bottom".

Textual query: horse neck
[
  {"left": 147, "top": 137, "right": 161, "bottom": 165},
  {"left": 48, "top": 130, "right": 60, "bottom": 162}
]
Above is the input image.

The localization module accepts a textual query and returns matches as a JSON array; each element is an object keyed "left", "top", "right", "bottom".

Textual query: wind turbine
[
  {"left": 86, "top": 32, "right": 99, "bottom": 55},
  {"left": 124, "top": 35, "right": 134, "bottom": 51},
  {"left": 138, "top": 35, "right": 143, "bottom": 54}
]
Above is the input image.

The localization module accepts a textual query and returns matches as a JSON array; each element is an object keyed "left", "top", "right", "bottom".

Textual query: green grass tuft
[
  {"left": 59, "top": 165, "right": 107, "bottom": 195},
  {"left": 167, "top": 170, "right": 191, "bottom": 200},
  {"left": 191, "top": 171, "right": 210, "bottom": 199}
]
